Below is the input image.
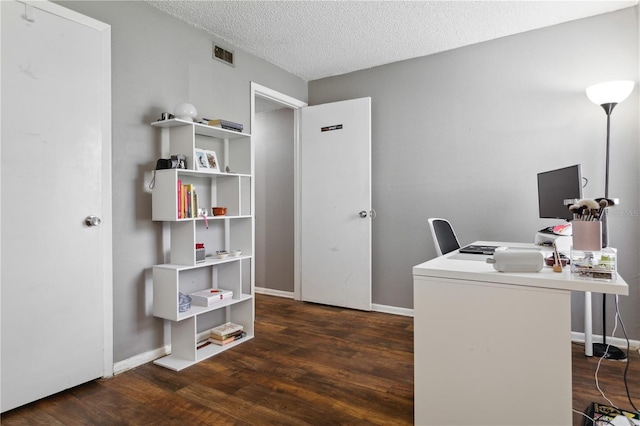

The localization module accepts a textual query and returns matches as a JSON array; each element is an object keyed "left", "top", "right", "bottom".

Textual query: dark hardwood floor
[{"left": 2, "top": 294, "right": 638, "bottom": 425}]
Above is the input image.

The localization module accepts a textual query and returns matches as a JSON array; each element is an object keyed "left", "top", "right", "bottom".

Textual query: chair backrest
[{"left": 428, "top": 218, "right": 461, "bottom": 256}]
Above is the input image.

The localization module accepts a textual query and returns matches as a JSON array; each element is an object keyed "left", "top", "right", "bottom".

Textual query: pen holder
[{"left": 572, "top": 220, "right": 602, "bottom": 251}]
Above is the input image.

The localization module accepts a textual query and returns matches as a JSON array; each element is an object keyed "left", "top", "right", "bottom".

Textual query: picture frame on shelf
[
  {"left": 205, "top": 150, "right": 220, "bottom": 173},
  {"left": 194, "top": 149, "right": 209, "bottom": 170}
]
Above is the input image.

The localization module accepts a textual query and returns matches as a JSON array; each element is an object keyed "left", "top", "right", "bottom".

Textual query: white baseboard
[
  {"left": 571, "top": 331, "right": 640, "bottom": 351},
  {"left": 372, "top": 303, "right": 414, "bottom": 317},
  {"left": 254, "top": 286, "right": 296, "bottom": 298},
  {"left": 113, "top": 345, "right": 170, "bottom": 375},
  {"left": 254, "top": 287, "right": 414, "bottom": 316}
]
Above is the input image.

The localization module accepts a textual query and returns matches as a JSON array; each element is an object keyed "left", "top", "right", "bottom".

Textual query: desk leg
[{"left": 585, "top": 291, "right": 593, "bottom": 357}]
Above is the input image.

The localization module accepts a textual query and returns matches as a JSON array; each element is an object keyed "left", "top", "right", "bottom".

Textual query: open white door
[
  {"left": 1, "top": 1, "right": 112, "bottom": 411},
  {"left": 300, "top": 98, "right": 371, "bottom": 310}
]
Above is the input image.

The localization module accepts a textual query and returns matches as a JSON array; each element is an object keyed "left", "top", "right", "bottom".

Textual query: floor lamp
[{"left": 584, "top": 80, "right": 634, "bottom": 359}]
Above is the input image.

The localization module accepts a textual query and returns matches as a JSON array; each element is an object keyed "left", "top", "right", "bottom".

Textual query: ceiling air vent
[{"left": 213, "top": 44, "right": 234, "bottom": 67}]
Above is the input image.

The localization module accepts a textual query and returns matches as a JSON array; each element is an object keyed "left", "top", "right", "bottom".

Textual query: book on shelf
[
  {"left": 209, "top": 331, "right": 247, "bottom": 346},
  {"left": 186, "top": 184, "right": 193, "bottom": 218},
  {"left": 210, "top": 321, "right": 243, "bottom": 337},
  {"left": 177, "top": 179, "right": 182, "bottom": 219},
  {"left": 179, "top": 183, "right": 199, "bottom": 219},
  {"left": 209, "top": 328, "right": 243, "bottom": 341},
  {"left": 202, "top": 118, "right": 243, "bottom": 132},
  {"left": 189, "top": 289, "right": 233, "bottom": 306},
  {"left": 196, "top": 339, "right": 212, "bottom": 350}
]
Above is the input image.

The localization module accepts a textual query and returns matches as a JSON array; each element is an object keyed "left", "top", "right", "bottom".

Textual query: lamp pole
[{"left": 585, "top": 81, "right": 634, "bottom": 360}]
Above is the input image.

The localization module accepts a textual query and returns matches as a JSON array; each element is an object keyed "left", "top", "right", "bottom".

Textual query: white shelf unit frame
[
  {"left": 153, "top": 299, "right": 254, "bottom": 371},
  {"left": 150, "top": 119, "right": 255, "bottom": 371},
  {"left": 152, "top": 169, "right": 251, "bottom": 222},
  {"left": 151, "top": 118, "right": 251, "bottom": 174}
]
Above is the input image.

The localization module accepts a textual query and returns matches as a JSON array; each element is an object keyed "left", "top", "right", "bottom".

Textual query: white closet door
[{"left": 1, "top": 1, "right": 112, "bottom": 412}]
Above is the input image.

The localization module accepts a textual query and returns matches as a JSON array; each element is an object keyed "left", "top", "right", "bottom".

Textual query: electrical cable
[
  {"left": 572, "top": 408, "right": 616, "bottom": 425},
  {"left": 595, "top": 313, "right": 621, "bottom": 409},
  {"left": 614, "top": 295, "right": 640, "bottom": 414}
]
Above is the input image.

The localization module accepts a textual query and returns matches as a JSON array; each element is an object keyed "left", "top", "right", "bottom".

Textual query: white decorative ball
[{"left": 173, "top": 103, "right": 198, "bottom": 121}]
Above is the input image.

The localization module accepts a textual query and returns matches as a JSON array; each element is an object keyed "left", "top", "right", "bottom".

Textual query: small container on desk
[{"left": 570, "top": 247, "right": 617, "bottom": 282}]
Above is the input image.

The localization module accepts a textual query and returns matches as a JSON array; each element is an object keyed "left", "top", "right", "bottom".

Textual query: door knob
[
  {"left": 85, "top": 215, "right": 102, "bottom": 227},
  {"left": 359, "top": 210, "right": 368, "bottom": 218}
]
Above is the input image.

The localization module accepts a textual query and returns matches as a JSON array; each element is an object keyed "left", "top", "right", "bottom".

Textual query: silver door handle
[
  {"left": 85, "top": 215, "right": 102, "bottom": 227},
  {"left": 358, "top": 210, "right": 368, "bottom": 218}
]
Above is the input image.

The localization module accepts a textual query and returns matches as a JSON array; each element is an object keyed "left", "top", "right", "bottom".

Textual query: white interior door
[
  {"left": 1, "top": 1, "right": 112, "bottom": 412},
  {"left": 301, "top": 98, "right": 371, "bottom": 310}
]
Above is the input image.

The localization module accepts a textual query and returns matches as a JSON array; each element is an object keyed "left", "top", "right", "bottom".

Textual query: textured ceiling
[{"left": 146, "top": 0, "right": 638, "bottom": 82}]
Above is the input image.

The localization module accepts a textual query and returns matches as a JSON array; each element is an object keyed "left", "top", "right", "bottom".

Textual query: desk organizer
[{"left": 570, "top": 247, "right": 616, "bottom": 282}]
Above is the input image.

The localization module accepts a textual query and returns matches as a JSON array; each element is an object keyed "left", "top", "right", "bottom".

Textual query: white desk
[{"left": 413, "top": 241, "right": 628, "bottom": 426}]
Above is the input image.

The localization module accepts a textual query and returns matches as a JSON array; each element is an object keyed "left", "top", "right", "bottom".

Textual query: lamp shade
[
  {"left": 586, "top": 80, "right": 634, "bottom": 106},
  {"left": 173, "top": 102, "right": 198, "bottom": 121}
]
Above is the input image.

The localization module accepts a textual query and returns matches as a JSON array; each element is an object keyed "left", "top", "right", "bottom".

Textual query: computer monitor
[{"left": 537, "top": 164, "right": 583, "bottom": 221}]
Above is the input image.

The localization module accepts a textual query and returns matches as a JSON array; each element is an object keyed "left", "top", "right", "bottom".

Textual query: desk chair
[{"left": 428, "top": 218, "right": 461, "bottom": 256}]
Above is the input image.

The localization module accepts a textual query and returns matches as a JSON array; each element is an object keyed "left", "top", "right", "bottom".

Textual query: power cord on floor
[
  {"left": 614, "top": 295, "right": 639, "bottom": 415},
  {"left": 593, "top": 295, "right": 639, "bottom": 417},
  {"left": 572, "top": 408, "right": 616, "bottom": 425},
  {"left": 595, "top": 308, "right": 621, "bottom": 408}
]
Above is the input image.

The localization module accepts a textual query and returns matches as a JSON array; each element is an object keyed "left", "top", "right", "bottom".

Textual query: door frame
[
  {"left": 250, "top": 83, "right": 307, "bottom": 300},
  {"left": 0, "top": 0, "right": 113, "bottom": 377}
]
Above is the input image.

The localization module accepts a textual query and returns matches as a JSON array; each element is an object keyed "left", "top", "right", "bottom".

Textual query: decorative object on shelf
[
  {"left": 195, "top": 243, "right": 205, "bottom": 263},
  {"left": 583, "top": 79, "right": 634, "bottom": 360},
  {"left": 215, "top": 250, "right": 228, "bottom": 259},
  {"left": 178, "top": 292, "right": 191, "bottom": 313},
  {"left": 189, "top": 288, "right": 233, "bottom": 307},
  {"left": 156, "top": 154, "right": 187, "bottom": 170},
  {"left": 194, "top": 149, "right": 209, "bottom": 170},
  {"left": 205, "top": 150, "right": 220, "bottom": 172},
  {"left": 173, "top": 102, "right": 198, "bottom": 121},
  {"left": 230, "top": 249, "right": 242, "bottom": 257},
  {"left": 212, "top": 206, "right": 227, "bottom": 216},
  {"left": 203, "top": 118, "right": 243, "bottom": 132}
]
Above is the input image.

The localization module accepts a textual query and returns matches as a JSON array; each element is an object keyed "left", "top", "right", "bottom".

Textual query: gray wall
[
  {"left": 255, "top": 108, "right": 295, "bottom": 292},
  {"left": 58, "top": 1, "right": 307, "bottom": 363},
  {"left": 309, "top": 8, "right": 640, "bottom": 339},
  {"left": 54, "top": 1, "right": 640, "bottom": 363}
]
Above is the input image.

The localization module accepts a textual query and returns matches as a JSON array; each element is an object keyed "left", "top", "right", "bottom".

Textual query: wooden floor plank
[{"left": 2, "top": 294, "right": 639, "bottom": 426}]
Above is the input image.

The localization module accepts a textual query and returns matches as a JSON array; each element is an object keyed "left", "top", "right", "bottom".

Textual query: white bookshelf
[{"left": 151, "top": 119, "right": 254, "bottom": 371}]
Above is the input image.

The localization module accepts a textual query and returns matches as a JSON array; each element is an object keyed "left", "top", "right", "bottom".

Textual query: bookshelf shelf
[{"left": 150, "top": 119, "right": 254, "bottom": 371}]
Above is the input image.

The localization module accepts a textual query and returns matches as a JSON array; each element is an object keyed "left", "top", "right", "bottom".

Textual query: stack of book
[
  {"left": 177, "top": 180, "right": 198, "bottom": 219},
  {"left": 209, "top": 322, "right": 246, "bottom": 346},
  {"left": 189, "top": 288, "right": 233, "bottom": 307},
  {"left": 203, "top": 118, "right": 243, "bottom": 132}
]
